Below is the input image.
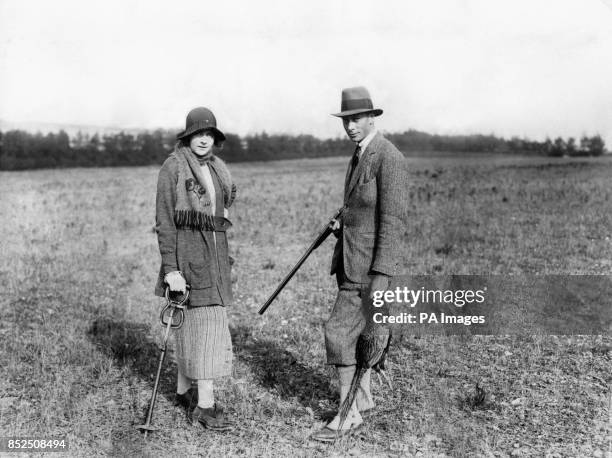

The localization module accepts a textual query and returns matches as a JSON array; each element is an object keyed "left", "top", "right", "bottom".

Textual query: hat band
[
  {"left": 187, "top": 120, "right": 216, "bottom": 132},
  {"left": 341, "top": 98, "right": 374, "bottom": 112}
]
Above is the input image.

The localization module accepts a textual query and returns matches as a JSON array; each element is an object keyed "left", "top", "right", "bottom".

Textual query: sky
[{"left": 1, "top": 0, "right": 611, "bottom": 144}]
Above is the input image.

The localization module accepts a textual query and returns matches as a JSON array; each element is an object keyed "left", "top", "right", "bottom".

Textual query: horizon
[
  {"left": 1, "top": 1, "right": 611, "bottom": 146},
  {"left": 0, "top": 118, "right": 609, "bottom": 147}
]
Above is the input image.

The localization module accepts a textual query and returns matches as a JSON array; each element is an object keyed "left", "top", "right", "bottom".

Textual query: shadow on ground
[
  {"left": 87, "top": 316, "right": 177, "bottom": 404},
  {"left": 86, "top": 318, "right": 335, "bottom": 414},
  {"left": 230, "top": 324, "right": 334, "bottom": 411}
]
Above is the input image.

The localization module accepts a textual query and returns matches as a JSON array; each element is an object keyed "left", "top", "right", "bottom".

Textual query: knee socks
[
  {"left": 197, "top": 379, "right": 214, "bottom": 409},
  {"left": 176, "top": 370, "right": 192, "bottom": 395}
]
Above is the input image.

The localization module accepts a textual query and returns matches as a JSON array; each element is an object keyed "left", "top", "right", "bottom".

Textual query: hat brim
[
  {"left": 177, "top": 126, "right": 226, "bottom": 144},
  {"left": 331, "top": 108, "right": 383, "bottom": 118}
]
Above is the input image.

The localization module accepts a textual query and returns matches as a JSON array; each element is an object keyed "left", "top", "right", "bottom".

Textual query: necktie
[{"left": 348, "top": 145, "right": 360, "bottom": 184}]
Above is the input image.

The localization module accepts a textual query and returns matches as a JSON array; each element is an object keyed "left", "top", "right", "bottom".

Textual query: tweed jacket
[
  {"left": 330, "top": 132, "right": 406, "bottom": 283},
  {"left": 154, "top": 154, "right": 233, "bottom": 307}
]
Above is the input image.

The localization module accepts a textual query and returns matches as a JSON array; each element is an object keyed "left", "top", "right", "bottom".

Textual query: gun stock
[{"left": 258, "top": 207, "right": 345, "bottom": 315}]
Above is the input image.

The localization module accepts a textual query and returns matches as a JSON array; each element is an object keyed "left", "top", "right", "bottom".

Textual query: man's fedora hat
[
  {"left": 177, "top": 107, "right": 226, "bottom": 145},
  {"left": 332, "top": 86, "right": 383, "bottom": 118}
]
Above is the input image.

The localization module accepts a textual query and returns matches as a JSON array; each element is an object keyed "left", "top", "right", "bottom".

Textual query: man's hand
[
  {"left": 369, "top": 274, "right": 390, "bottom": 299},
  {"left": 329, "top": 218, "right": 341, "bottom": 238},
  {"left": 164, "top": 271, "right": 187, "bottom": 293}
]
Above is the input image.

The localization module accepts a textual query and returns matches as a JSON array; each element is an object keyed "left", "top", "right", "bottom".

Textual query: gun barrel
[{"left": 258, "top": 207, "right": 344, "bottom": 315}]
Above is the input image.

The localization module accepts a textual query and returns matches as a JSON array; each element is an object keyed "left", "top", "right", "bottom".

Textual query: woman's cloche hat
[
  {"left": 332, "top": 86, "right": 383, "bottom": 118},
  {"left": 177, "top": 107, "right": 226, "bottom": 145}
]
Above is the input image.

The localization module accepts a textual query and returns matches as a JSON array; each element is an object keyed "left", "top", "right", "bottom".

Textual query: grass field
[{"left": 1, "top": 154, "right": 611, "bottom": 457}]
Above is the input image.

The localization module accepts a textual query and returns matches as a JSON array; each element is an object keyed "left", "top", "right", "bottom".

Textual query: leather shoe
[
  {"left": 318, "top": 407, "right": 374, "bottom": 423},
  {"left": 310, "top": 423, "right": 363, "bottom": 443},
  {"left": 175, "top": 388, "right": 198, "bottom": 410},
  {"left": 191, "top": 404, "right": 233, "bottom": 432}
]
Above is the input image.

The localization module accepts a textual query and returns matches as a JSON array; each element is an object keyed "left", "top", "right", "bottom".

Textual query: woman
[{"left": 154, "top": 107, "right": 237, "bottom": 432}]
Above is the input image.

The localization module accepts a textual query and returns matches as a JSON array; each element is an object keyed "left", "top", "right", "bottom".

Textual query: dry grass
[{"left": 0, "top": 155, "right": 610, "bottom": 457}]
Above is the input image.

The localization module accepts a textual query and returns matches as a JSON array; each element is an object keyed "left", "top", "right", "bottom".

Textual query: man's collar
[{"left": 358, "top": 130, "right": 378, "bottom": 154}]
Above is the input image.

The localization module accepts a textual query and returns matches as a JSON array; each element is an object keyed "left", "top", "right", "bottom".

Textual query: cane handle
[{"left": 160, "top": 286, "right": 190, "bottom": 328}]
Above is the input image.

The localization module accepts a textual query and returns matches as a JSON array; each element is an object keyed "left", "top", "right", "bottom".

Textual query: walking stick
[
  {"left": 259, "top": 206, "right": 345, "bottom": 315},
  {"left": 137, "top": 286, "right": 189, "bottom": 437}
]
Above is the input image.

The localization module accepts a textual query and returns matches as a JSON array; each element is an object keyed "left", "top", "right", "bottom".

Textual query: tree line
[{"left": 0, "top": 128, "right": 606, "bottom": 170}]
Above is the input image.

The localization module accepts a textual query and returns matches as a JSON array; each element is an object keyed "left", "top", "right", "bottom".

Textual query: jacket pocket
[
  {"left": 357, "top": 177, "right": 376, "bottom": 189},
  {"left": 185, "top": 262, "right": 212, "bottom": 289},
  {"left": 353, "top": 178, "right": 377, "bottom": 206}
]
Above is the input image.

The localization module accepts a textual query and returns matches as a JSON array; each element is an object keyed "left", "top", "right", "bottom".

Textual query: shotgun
[{"left": 258, "top": 206, "right": 345, "bottom": 315}]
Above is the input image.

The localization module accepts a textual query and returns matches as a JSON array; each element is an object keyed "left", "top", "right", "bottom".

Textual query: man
[{"left": 311, "top": 86, "right": 405, "bottom": 441}]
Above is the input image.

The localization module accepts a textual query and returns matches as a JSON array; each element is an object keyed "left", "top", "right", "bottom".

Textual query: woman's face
[{"left": 189, "top": 130, "right": 215, "bottom": 157}]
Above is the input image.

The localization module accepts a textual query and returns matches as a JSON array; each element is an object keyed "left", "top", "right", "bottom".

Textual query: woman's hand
[{"left": 164, "top": 271, "right": 187, "bottom": 293}]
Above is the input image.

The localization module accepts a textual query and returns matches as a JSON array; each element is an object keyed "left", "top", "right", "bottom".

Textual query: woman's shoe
[
  {"left": 175, "top": 387, "right": 198, "bottom": 410},
  {"left": 190, "top": 404, "right": 233, "bottom": 432}
]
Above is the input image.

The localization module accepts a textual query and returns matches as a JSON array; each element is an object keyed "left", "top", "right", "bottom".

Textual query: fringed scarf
[{"left": 172, "top": 145, "right": 236, "bottom": 231}]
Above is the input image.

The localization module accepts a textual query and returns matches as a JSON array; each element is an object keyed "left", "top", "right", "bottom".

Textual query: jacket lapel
[{"left": 344, "top": 132, "right": 380, "bottom": 201}]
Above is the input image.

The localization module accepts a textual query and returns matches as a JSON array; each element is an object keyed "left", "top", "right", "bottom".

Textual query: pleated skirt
[{"left": 173, "top": 305, "right": 232, "bottom": 379}]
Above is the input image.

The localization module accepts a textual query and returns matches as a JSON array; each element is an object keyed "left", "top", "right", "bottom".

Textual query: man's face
[
  {"left": 189, "top": 130, "right": 215, "bottom": 157},
  {"left": 342, "top": 113, "right": 374, "bottom": 143}
]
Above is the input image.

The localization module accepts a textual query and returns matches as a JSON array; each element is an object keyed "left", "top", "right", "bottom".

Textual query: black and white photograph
[{"left": 0, "top": 1, "right": 611, "bottom": 456}]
